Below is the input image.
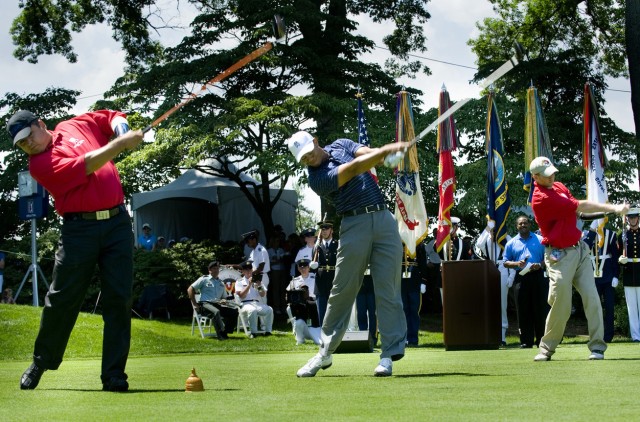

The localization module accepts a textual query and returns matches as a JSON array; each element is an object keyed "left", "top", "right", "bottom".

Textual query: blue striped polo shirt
[{"left": 307, "top": 139, "right": 385, "bottom": 215}]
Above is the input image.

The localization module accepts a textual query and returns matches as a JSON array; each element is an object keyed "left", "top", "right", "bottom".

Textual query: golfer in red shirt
[
  {"left": 8, "top": 109, "right": 144, "bottom": 391},
  {"left": 529, "top": 156, "right": 628, "bottom": 361}
]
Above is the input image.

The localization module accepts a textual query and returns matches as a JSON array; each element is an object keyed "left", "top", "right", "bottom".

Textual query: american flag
[{"left": 356, "top": 90, "right": 378, "bottom": 183}]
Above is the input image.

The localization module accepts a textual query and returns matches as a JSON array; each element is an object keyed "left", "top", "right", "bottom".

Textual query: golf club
[
  {"left": 142, "top": 14, "right": 286, "bottom": 134},
  {"left": 384, "top": 42, "right": 528, "bottom": 168}
]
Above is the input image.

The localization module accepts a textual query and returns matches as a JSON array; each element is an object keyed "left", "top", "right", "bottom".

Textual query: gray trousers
[{"left": 319, "top": 210, "right": 406, "bottom": 359}]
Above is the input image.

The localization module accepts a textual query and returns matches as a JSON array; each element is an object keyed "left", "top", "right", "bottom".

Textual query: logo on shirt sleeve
[{"left": 68, "top": 137, "right": 85, "bottom": 148}]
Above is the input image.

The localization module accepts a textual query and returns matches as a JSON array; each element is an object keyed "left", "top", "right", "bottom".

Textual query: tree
[
  {"left": 458, "top": 0, "right": 638, "bottom": 235},
  {"left": 9, "top": 1, "right": 434, "bottom": 238},
  {"left": 627, "top": 0, "right": 640, "bottom": 189},
  {"left": 0, "top": 88, "right": 80, "bottom": 241}
]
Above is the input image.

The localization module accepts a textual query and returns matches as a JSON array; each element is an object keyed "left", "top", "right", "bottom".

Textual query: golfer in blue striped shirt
[{"left": 288, "top": 131, "right": 411, "bottom": 377}]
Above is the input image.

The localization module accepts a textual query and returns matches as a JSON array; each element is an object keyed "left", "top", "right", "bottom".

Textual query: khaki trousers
[{"left": 539, "top": 241, "right": 606, "bottom": 356}]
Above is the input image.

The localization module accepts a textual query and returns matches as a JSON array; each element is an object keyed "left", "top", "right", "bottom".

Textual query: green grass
[{"left": 1, "top": 304, "right": 640, "bottom": 421}]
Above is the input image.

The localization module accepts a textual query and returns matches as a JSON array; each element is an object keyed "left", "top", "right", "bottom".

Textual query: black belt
[
  {"left": 64, "top": 204, "right": 125, "bottom": 221},
  {"left": 341, "top": 203, "right": 386, "bottom": 217}
]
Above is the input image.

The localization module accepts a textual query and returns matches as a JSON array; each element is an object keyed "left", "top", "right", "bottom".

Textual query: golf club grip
[
  {"left": 146, "top": 41, "right": 275, "bottom": 131},
  {"left": 579, "top": 212, "right": 607, "bottom": 221}
]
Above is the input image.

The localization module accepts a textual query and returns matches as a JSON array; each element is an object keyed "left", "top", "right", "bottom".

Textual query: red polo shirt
[
  {"left": 531, "top": 181, "right": 581, "bottom": 248},
  {"left": 29, "top": 110, "right": 126, "bottom": 215}
]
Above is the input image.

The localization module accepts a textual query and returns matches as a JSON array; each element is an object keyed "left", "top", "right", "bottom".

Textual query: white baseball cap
[
  {"left": 529, "top": 156, "right": 558, "bottom": 177},
  {"left": 287, "top": 131, "right": 315, "bottom": 163}
]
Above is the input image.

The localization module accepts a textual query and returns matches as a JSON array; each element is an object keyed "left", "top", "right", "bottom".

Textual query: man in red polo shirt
[
  {"left": 529, "top": 156, "right": 628, "bottom": 362},
  {"left": 8, "top": 109, "right": 144, "bottom": 391}
]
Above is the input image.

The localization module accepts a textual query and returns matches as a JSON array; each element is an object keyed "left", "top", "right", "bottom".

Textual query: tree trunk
[{"left": 626, "top": 0, "right": 640, "bottom": 189}]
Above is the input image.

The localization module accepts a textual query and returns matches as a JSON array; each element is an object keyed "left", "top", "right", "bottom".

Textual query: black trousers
[
  {"left": 595, "top": 282, "right": 615, "bottom": 342},
  {"left": 33, "top": 210, "right": 134, "bottom": 383},
  {"left": 513, "top": 270, "right": 550, "bottom": 346}
]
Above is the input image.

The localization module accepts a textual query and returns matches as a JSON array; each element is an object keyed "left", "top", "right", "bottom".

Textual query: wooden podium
[{"left": 442, "top": 260, "right": 501, "bottom": 350}]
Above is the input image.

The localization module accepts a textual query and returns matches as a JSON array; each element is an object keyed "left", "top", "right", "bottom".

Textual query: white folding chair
[{"left": 191, "top": 294, "right": 215, "bottom": 338}]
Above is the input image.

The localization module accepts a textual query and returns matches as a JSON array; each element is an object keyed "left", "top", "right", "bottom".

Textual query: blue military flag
[{"left": 486, "top": 93, "right": 511, "bottom": 250}]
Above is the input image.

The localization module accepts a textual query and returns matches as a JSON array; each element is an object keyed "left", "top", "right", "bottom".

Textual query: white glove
[
  {"left": 486, "top": 220, "right": 495, "bottom": 230},
  {"left": 619, "top": 256, "right": 629, "bottom": 265},
  {"left": 590, "top": 220, "right": 599, "bottom": 231},
  {"left": 309, "top": 261, "right": 319, "bottom": 270},
  {"left": 420, "top": 284, "right": 426, "bottom": 294},
  {"left": 612, "top": 277, "right": 619, "bottom": 288},
  {"left": 507, "top": 276, "right": 514, "bottom": 288}
]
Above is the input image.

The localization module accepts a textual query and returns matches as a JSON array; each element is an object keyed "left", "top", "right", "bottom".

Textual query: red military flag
[{"left": 435, "top": 86, "right": 458, "bottom": 254}]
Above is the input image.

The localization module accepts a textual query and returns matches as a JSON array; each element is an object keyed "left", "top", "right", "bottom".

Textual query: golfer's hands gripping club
[{"left": 382, "top": 141, "right": 412, "bottom": 168}]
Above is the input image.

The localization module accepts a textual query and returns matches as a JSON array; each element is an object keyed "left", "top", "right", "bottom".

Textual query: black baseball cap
[{"left": 7, "top": 110, "right": 39, "bottom": 146}]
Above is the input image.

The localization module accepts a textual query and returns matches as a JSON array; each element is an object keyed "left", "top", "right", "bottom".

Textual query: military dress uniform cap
[
  {"left": 450, "top": 217, "right": 461, "bottom": 225},
  {"left": 317, "top": 219, "right": 334, "bottom": 228},
  {"left": 301, "top": 228, "right": 316, "bottom": 237},
  {"left": 142, "top": 223, "right": 151, "bottom": 229},
  {"left": 296, "top": 258, "right": 311, "bottom": 267},
  {"left": 239, "top": 260, "right": 253, "bottom": 269},
  {"left": 628, "top": 206, "right": 640, "bottom": 217},
  {"left": 241, "top": 230, "right": 258, "bottom": 240},
  {"left": 208, "top": 261, "right": 219, "bottom": 269}
]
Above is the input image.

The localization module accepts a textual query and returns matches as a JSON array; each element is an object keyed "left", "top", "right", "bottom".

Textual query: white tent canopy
[{"left": 131, "top": 166, "right": 297, "bottom": 246}]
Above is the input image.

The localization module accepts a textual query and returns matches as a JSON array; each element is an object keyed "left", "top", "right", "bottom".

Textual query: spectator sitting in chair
[
  {"left": 286, "top": 259, "right": 321, "bottom": 345},
  {"left": 2, "top": 287, "right": 16, "bottom": 304},
  {"left": 287, "top": 259, "right": 319, "bottom": 327},
  {"left": 235, "top": 260, "right": 274, "bottom": 338},
  {"left": 188, "top": 261, "right": 234, "bottom": 340}
]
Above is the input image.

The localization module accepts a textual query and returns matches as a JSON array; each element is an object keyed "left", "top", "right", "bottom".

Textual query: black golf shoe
[
  {"left": 20, "top": 363, "right": 46, "bottom": 390},
  {"left": 102, "top": 377, "right": 129, "bottom": 392}
]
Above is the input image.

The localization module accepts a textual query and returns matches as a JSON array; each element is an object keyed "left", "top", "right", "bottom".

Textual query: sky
[{"left": 1, "top": 1, "right": 634, "bottom": 220}]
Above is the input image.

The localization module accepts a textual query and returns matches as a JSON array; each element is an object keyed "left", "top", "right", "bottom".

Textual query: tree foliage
[{"left": 455, "top": 0, "right": 638, "bottom": 236}]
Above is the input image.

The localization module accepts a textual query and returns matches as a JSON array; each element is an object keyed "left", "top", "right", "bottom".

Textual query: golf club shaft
[
  {"left": 406, "top": 46, "right": 525, "bottom": 148},
  {"left": 143, "top": 42, "right": 275, "bottom": 133}
]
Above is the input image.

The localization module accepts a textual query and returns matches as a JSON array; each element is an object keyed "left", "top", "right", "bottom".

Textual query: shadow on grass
[
  {"left": 45, "top": 387, "right": 241, "bottom": 393},
  {"left": 395, "top": 372, "right": 492, "bottom": 378},
  {"left": 321, "top": 373, "right": 491, "bottom": 379}
]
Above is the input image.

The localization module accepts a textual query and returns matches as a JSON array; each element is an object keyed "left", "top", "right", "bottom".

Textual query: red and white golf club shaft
[{"left": 142, "top": 15, "right": 286, "bottom": 134}]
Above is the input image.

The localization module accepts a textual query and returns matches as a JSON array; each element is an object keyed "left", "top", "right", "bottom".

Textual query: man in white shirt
[
  {"left": 235, "top": 260, "right": 274, "bottom": 337},
  {"left": 475, "top": 220, "right": 515, "bottom": 346},
  {"left": 244, "top": 230, "right": 271, "bottom": 293}
]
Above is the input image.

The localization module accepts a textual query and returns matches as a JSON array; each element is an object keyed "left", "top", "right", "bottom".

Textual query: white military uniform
[
  {"left": 476, "top": 228, "right": 516, "bottom": 343},
  {"left": 235, "top": 276, "right": 273, "bottom": 333},
  {"left": 249, "top": 243, "right": 271, "bottom": 288}
]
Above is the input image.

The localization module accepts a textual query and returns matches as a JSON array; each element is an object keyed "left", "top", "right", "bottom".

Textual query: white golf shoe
[
  {"left": 296, "top": 353, "right": 332, "bottom": 377},
  {"left": 374, "top": 358, "right": 393, "bottom": 377}
]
